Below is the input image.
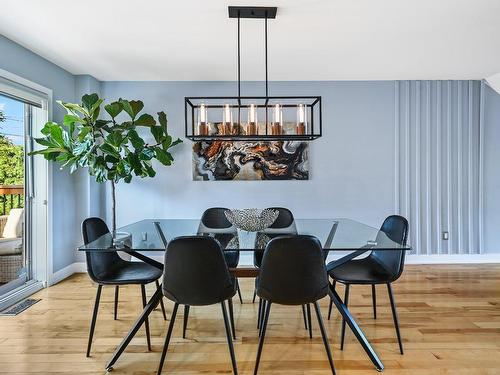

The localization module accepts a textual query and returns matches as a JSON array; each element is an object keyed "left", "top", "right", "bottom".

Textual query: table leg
[
  {"left": 329, "top": 285, "right": 384, "bottom": 372},
  {"left": 105, "top": 287, "right": 163, "bottom": 371}
]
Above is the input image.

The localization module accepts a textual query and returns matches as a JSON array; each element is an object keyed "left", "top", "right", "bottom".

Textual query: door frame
[{"left": 0, "top": 67, "right": 52, "bottom": 310}]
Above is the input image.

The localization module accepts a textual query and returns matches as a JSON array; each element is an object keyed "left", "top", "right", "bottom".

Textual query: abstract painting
[{"left": 192, "top": 140, "right": 309, "bottom": 181}]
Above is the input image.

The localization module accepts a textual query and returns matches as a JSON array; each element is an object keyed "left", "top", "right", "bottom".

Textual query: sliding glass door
[{"left": 0, "top": 75, "right": 49, "bottom": 310}]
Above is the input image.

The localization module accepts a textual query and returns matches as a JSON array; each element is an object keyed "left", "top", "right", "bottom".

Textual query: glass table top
[{"left": 78, "top": 218, "right": 411, "bottom": 252}]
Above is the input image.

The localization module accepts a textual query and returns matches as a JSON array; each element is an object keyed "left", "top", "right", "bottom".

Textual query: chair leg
[
  {"left": 259, "top": 299, "right": 267, "bottom": 338},
  {"left": 254, "top": 301, "right": 271, "bottom": 375},
  {"left": 387, "top": 283, "right": 404, "bottom": 354},
  {"left": 252, "top": 289, "right": 256, "bottom": 303},
  {"left": 340, "top": 284, "right": 350, "bottom": 350},
  {"left": 157, "top": 303, "right": 179, "bottom": 375},
  {"left": 257, "top": 298, "right": 262, "bottom": 330},
  {"left": 372, "top": 284, "right": 377, "bottom": 319},
  {"left": 221, "top": 302, "right": 239, "bottom": 375},
  {"left": 86, "top": 284, "right": 102, "bottom": 357},
  {"left": 301, "top": 305, "right": 308, "bottom": 330},
  {"left": 235, "top": 279, "right": 243, "bottom": 304},
  {"left": 228, "top": 298, "right": 236, "bottom": 339},
  {"left": 313, "top": 301, "right": 337, "bottom": 375},
  {"left": 328, "top": 280, "right": 336, "bottom": 320},
  {"left": 156, "top": 280, "right": 167, "bottom": 320},
  {"left": 114, "top": 286, "right": 119, "bottom": 320},
  {"left": 183, "top": 305, "right": 190, "bottom": 339},
  {"left": 140, "top": 284, "right": 152, "bottom": 351},
  {"left": 306, "top": 303, "right": 313, "bottom": 339}
]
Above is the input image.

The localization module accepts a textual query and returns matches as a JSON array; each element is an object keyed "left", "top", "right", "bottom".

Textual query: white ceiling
[{"left": 1, "top": 0, "right": 499, "bottom": 81}]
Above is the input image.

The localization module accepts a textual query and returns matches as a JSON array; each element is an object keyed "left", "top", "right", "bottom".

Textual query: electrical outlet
[{"left": 442, "top": 231, "right": 449, "bottom": 240}]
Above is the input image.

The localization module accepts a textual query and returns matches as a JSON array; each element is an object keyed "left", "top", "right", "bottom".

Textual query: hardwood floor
[{"left": 0, "top": 264, "right": 499, "bottom": 374}]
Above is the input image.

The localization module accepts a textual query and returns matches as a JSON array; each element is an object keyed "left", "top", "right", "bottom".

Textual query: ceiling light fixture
[{"left": 185, "top": 6, "right": 322, "bottom": 141}]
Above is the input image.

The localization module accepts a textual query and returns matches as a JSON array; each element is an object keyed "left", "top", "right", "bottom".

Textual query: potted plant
[{"left": 30, "top": 93, "right": 182, "bottom": 235}]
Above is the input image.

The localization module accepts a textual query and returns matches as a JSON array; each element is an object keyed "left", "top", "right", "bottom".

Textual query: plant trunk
[{"left": 111, "top": 180, "right": 116, "bottom": 236}]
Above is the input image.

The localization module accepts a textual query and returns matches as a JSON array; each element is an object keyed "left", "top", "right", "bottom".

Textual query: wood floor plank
[{"left": 0, "top": 264, "right": 499, "bottom": 374}]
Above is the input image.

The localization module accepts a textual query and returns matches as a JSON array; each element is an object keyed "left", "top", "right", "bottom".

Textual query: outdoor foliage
[
  {"left": 31, "top": 93, "right": 182, "bottom": 184},
  {"left": 0, "top": 110, "right": 25, "bottom": 215},
  {"left": 0, "top": 135, "right": 24, "bottom": 185}
]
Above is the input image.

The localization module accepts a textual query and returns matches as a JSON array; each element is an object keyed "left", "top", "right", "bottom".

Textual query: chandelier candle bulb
[
  {"left": 297, "top": 104, "right": 306, "bottom": 135},
  {"left": 222, "top": 104, "right": 232, "bottom": 135},
  {"left": 247, "top": 104, "right": 258, "bottom": 135},
  {"left": 198, "top": 103, "right": 209, "bottom": 136},
  {"left": 272, "top": 104, "right": 283, "bottom": 135}
]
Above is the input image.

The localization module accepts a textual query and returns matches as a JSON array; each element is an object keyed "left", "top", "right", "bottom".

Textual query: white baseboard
[
  {"left": 404, "top": 254, "right": 500, "bottom": 264},
  {"left": 48, "top": 254, "right": 500, "bottom": 286},
  {"left": 49, "top": 262, "right": 86, "bottom": 286}
]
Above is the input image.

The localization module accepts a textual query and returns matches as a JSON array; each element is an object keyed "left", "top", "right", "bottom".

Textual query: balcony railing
[{"left": 0, "top": 185, "right": 24, "bottom": 216}]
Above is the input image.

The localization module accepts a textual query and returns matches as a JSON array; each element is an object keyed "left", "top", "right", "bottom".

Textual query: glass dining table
[{"left": 79, "top": 218, "right": 411, "bottom": 372}]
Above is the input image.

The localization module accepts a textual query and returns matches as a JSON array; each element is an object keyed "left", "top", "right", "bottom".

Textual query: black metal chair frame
[
  {"left": 157, "top": 236, "right": 238, "bottom": 375},
  {"left": 83, "top": 218, "right": 167, "bottom": 358},
  {"left": 327, "top": 215, "right": 408, "bottom": 355},
  {"left": 254, "top": 235, "right": 336, "bottom": 375}
]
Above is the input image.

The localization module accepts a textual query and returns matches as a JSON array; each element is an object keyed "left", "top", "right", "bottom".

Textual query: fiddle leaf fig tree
[{"left": 30, "top": 93, "right": 182, "bottom": 234}]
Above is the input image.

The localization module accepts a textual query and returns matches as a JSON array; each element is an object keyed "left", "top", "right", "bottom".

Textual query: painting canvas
[{"left": 192, "top": 140, "right": 309, "bottom": 181}]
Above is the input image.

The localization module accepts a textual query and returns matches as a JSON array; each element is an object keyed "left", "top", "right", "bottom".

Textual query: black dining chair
[
  {"left": 327, "top": 215, "right": 409, "bottom": 354},
  {"left": 157, "top": 236, "right": 238, "bottom": 375},
  {"left": 254, "top": 235, "right": 336, "bottom": 374},
  {"left": 252, "top": 208, "right": 310, "bottom": 335},
  {"left": 182, "top": 208, "right": 240, "bottom": 339},
  {"left": 82, "top": 217, "right": 166, "bottom": 357}
]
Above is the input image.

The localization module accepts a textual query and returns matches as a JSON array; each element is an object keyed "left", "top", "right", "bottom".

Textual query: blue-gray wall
[
  {"left": 0, "top": 35, "right": 77, "bottom": 272},
  {"left": 1, "top": 35, "right": 500, "bottom": 270}
]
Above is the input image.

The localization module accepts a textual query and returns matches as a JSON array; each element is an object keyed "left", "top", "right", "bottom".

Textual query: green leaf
[
  {"left": 135, "top": 113, "right": 156, "bottom": 127},
  {"left": 81, "top": 93, "right": 99, "bottom": 112},
  {"left": 128, "top": 129, "right": 145, "bottom": 150},
  {"left": 119, "top": 99, "right": 143, "bottom": 119},
  {"left": 150, "top": 126, "right": 164, "bottom": 143},
  {"left": 77, "top": 126, "right": 92, "bottom": 142},
  {"left": 104, "top": 154, "right": 120, "bottom": 164},
  {"left": 49, "top": 125, "right": 65, "bottom": 147},
  {"left": 127, "top": 153, "right": 142, "bottom": 175},
  {"left": 162, "top": 135, "right": 172, "bottom": 149},
  {"left": 63, "top": 114, "right": 82, "bottom": 126},
  {"left": 40, "top": 121, "right": 59, "bottom": 136},
  {"left": 106, "top": 132, "right": 123, "bottom": 148},
  {"left": 139, "top": 148, "right": 155, "bottom": 161},
  {"left": 116, "top": 160, "right": 131, "bottom": 177},
  {"left": 95, "top": 119, "right": 111, "bottom": 128},
  {"left": 58, "top": 101, "right": 88, "bottom": 116},
  {"left": 100, "top": 142, "right": 121, "bottom": 159},
  {"left": 104, "top": 102, "right": 123, "bottom": 118},
  {"left": 155, "top": 148, "right": 172, "bottom": 166},
  {"left": 90, "top": 98, "right": 103, "bottom": 115},
  {"left": 73, "top": 141, "right": 90, "bottom": 156},
  {"left": 157, "top": 111, "right": 168, "bottom": 132},
  {"left": 91, "top": 103, "right": 101, "bottom": 122},
  {"left": 143, "top": 162, "right": 156, "bottom": 177}
]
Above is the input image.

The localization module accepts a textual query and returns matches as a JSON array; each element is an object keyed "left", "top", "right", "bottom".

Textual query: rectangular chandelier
[
  {"left": 185, "top": 96, "right": 322, "bottom": 141},
  {"left": 185, "top": 6, "right": 323, "bottom": 142}
]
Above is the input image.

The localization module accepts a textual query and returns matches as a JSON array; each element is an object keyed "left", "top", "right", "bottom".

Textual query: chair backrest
[
  {"left": 267, "top": 207, "right": 294, "bottom": 229},
  {"left": 370, "top": 215, "right": 409, "bottom": 282},
  {"left": 257, "top": 235, "right": 329, "bottom": 305},
  {"left": 163, "top": 236, "right": 235, "bottom": 306},
  {"left": 82, "top": 217, "right": 121, "bottom": 283},
  {"left": 201, "top": 207, "right": 233, "bottom": 229}
]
